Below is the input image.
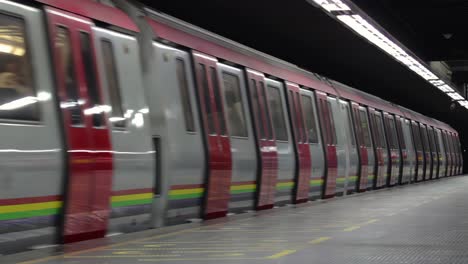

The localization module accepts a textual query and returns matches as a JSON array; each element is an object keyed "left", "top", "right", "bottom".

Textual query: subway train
[{"left": 0, "top": 0, "right": 463, "bottom": 254}]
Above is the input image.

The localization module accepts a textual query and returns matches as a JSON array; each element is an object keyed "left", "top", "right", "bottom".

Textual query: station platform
[{"left": 5, "top": 176, "right": 468, "bottom": 264}]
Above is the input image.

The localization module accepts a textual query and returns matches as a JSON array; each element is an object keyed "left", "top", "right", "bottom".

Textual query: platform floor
[{"left": 5, "top": 176, "right": 468, "bottom": 264}]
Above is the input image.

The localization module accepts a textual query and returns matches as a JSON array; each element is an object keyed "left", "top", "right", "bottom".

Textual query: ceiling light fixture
[{"left": 310, "top": 0, "right": 465, "bottom": 105}]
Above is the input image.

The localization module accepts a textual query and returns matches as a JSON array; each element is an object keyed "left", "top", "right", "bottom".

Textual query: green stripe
[
  {"left": 276, "top": 185, "right": 294, "bottom": 190},
  {"left": 310, "top": 180, "right": 323, "bottom": 186},
  {"left": 169, "top": 193, "right": 203, "bottom": 200},
  {"left": 231, "top": 189, "right": 256, "bottom": 195},
  {"left": 336, "top": 177, "right": 346, "bottom": 183},
  {"left": 349, "top": 176, "right": 358, "bottom": 181},
  {"left": 111, "top": 198, "right": 152, "bottom": 208},
  {"left": 0, "top": 208, "right": 59, "bottom": 221}
]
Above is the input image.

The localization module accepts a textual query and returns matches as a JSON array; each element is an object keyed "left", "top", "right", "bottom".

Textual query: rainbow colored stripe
[{"left": 0, "top": 200, "right": 62, "bottom": 221}]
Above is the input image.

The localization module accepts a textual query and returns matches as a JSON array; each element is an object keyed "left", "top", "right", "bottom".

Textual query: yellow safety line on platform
[
  {"left": 266, "top": 249, "right": 297, "bottom": 259},
  {"left": 308, "top": 236, "right": 332, "bottom": 244}
]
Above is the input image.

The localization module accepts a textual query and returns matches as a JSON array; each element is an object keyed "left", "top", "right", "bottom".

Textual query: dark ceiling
[{"left": 140, "top": 0, "right": 468, "bottom": 152}]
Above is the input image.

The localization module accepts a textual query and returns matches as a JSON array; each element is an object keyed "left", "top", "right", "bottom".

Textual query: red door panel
[
  {"left": 286, "top": 82, "right": 311, "bottom": 204},
  {"left": 192, "top": 51, "right": 232, "bottom": 219},
  {"left": 246, "top": 69, "right": 278, "bottom": 210},
  {"left": 351, "top": 102, "right": 368, "bottom": 192},
  {"left": 46, "top": 7, "right": 113, "bottom": 243},
  {"left": 316, "top": 92, "right": 337, "bottom": 199}
]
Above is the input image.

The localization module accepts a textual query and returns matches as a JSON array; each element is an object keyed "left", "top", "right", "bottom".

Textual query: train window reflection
[
  {"left": 259, "top": 82, "right": 273, "bottom": 140},
  {"left": 300, "top": 95, "right": 319, "bottom": 143},
  {"left": 210, "top": 67, "right": 226, "bottom": 135},
  {"left": 222, "top": 72, "right": 247, "bottom": 137},
  {"left": 101, "top": 39, "right": 125, "bottom": 128},
  {"left": 197, "top": 64, "right": 215, "bottom": 134},
  {"left": 176, "top": 58, "right": 195, "bottom": 132},
  {"left": 0, "top": 15, "right": 38, "bottom": 121},
  {"left": 359, "top": 109, "right": 371, "bottom": 147},
  {"left": 267, "top": 85, "right": 288, "bottom": 141},
  {"left": 80, "top": 32, "right": 103, "bottom": 127}
]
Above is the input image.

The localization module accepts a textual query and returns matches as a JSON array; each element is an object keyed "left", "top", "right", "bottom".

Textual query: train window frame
[
  {"left": 210, "top": 67, "right": 227, "bottom": 136},
  {"left": 0, "top": 13, "right": 41, "bottom": 124},
  {"left": 79, "top": 31, "right": 104, "bottom": 128},
  {"left": 197, "top": 63, "right": 215, "bottom": 135},
  {"left": 100, "top": 38, "right": 126, "bottom": 129},
  {"left": 221, "top": 71, "right": 248, "bottom": 138},
  {"left": 176, "top": 57, "right": 196, "bottom": 133},
  {"left": 359, "top": 108, "right": 372, "bottom": 148},
  {"left": 260, "top": 81, "right": 273, "bottom": 140},
  {"left": 250, "top": 80, "right": 265, "bottom": 139},
  {"left": 267, "top": 84, "right": 288, "bottom": 142},
  {"left": 326, "top": 100, "right": 337, "bottom": 145},
  {"left": 300, "top": 94, "right": 319, "bottom": 144}
]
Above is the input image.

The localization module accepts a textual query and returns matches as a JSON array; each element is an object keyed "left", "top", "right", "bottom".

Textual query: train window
[
  {"left": 327, "top": 101, "right": 337, "bottom": 145},
  {"left": 0, "top": 15, "right": 38, "bottom": 121},
  {"left": 250, "top": 80, "right": 265, "bottom": 139},
  {"left": 288, "top": 90, "right": 301, "bottom": 142},
  {"left": 260, "top": 82, "right": 273, "bottom": 140},
  {"left": 101, "top": 39, "right": 125, "bottom": 128},
  {"left": 387, "top": 116, "right": 398, "bottom": 149},
  {"left": 319, "top": 99, "right": 330, "bottom": 144},
  {"left": 345, "top": 104, "right": 356, "bottom": 146},
  {"left": 296, "top": 92, "right": 307, "bottom": 143},
  {"left": 420, "top": 126, "right": 430, "bottom": 152},
  {"left": 370, "top": 113, "right": 380, "bottom": 148},
  {"left": 56, "top": 26, "right": 82, "bottom": 125},
  {"left": 301, "top": 95, "right": 319, "bottom": 143},
  {"left": 428, "top": 127, "right": 436, "bottom": 153},
  {"left": 222, "top": 72, "right": 247, "bottom": 137},
  {"left": 267, "top": 85, "right": 288, "bottom": 141},
  {"left": 396, "top": 117, "right": 406, "bottom": 149},
  {"left": 376, "top": 114, "right": 386, "bottom": 149},
  {"left": 197, "top": 64, "right": 215, "bottom": 134},
  {"left": 210, "top": 67, "right": 226, "bottom": 135},
  {"left": 175, "top": 58, "right": 195, "bottom": 132},
  {"left": 412, "top": 123, "right": 423, "bottom": 151},
  {"left": 80, "top": 32, "right": 103, "bottom": 127},
  {"left": 359, "top": 109, "right": 371, "bottom": 147}
]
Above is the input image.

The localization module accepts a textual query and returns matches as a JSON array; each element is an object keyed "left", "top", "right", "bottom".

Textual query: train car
[{"left": 0, "top": 0, "right": 462, "bottom": 254}]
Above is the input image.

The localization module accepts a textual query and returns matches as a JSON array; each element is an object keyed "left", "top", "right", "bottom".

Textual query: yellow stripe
[
  {"left": 0, "top": 201, "right": 62, "bottom": 214},
  {"left": 276, "top": 182, "right": 294, "bottom": 187},
  {"left": 169, "top": 188, "right": 204, "bottom": 196},
  {"left": 111, "top": 193, "right": 153, "bottom": 203},
  {"left": 308, "top": 236, "right": 331, "bottom": 244},
  {"left": 230, "top": 184, "right": 256, "bottom": 191}
]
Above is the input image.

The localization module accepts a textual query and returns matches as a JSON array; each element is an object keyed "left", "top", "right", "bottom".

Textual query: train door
[
  {"left": 300, "top": 89, "right": 326, "bottom": 200},
  {"left": 286, "top": 82, "right": 312, "bottom": 203},
  {"left": 369, "top": 109, "right": 388, "bottom": 188},
  {"left": 192, "top": 51, "right": 232, "bottom": 219},
  {"left": 363, "top": 107, "right": 377, "bottom": 190},
  {"left": 93, "top": 28, "right": 155, "bottom": 232},
  {"left": 351, "top": 104, "right": 374, "bottom": 191},
  {"left": 427, "top": 127, "right": 438, "bottom": 179},
  {"left": 350, "top": 102, "right": 365, "bottom": 192},
  {"left": 436, "top": 129, "right": 447, "bottom": 177},
  {"left": 316, "top": 91, "right": 338, "bottom": 198},
  {"left": 420, "top": 124, "right": 432, "bottom": 180},
  {"left": 217, "top": 63, "right": 257, "bottom": 212},
  {"left": 401, "top": 119, "right": 416, "bottom": 183},
  {"left": 395, "top": 116, "right": 407, "bottom": 184},
  {"left": 0, "top": 2, "right": 63, "bottom": 253},
  {"left": 265, "top": 79, "right": 295, "bottom": 205},
  {"left": 340, "top": 100, "right": 359, "bottom": 194},
  {"left": 443, "top": 131, "right": 453, "bottom": 176},
  {"left": 411, "top": 121, "right": 424, "bottom": 181},
  {"left": 46, "top": 8, "right": 113, "bottom": 243},
  {"left": 429, "top": 127, "right": 441, "bottom": 178},
  {"left": 383, "top": 113, "right": 400, "bottom": 186},
  {"left": 245, "top": 69, "right": 278, "bottom": 210},
  {"left": 328, "top": 97, "right": 347, "bottom": 196}
]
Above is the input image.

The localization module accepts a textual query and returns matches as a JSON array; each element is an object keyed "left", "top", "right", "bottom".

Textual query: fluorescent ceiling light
[
  {"left": 438, "top": 85, "right": 454, "bottom": 93},
  {"left": 312, "top": 0, "right": 351, "bottom": 12},
  {"left": 447, "top": 93, "right": 464, "bottom": 101},
  {"left": 429, "top": 80, "right": 445, "bottom": 86},
  {"left": 457, "top": 100, "right": 468, "bottom": 107}
]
